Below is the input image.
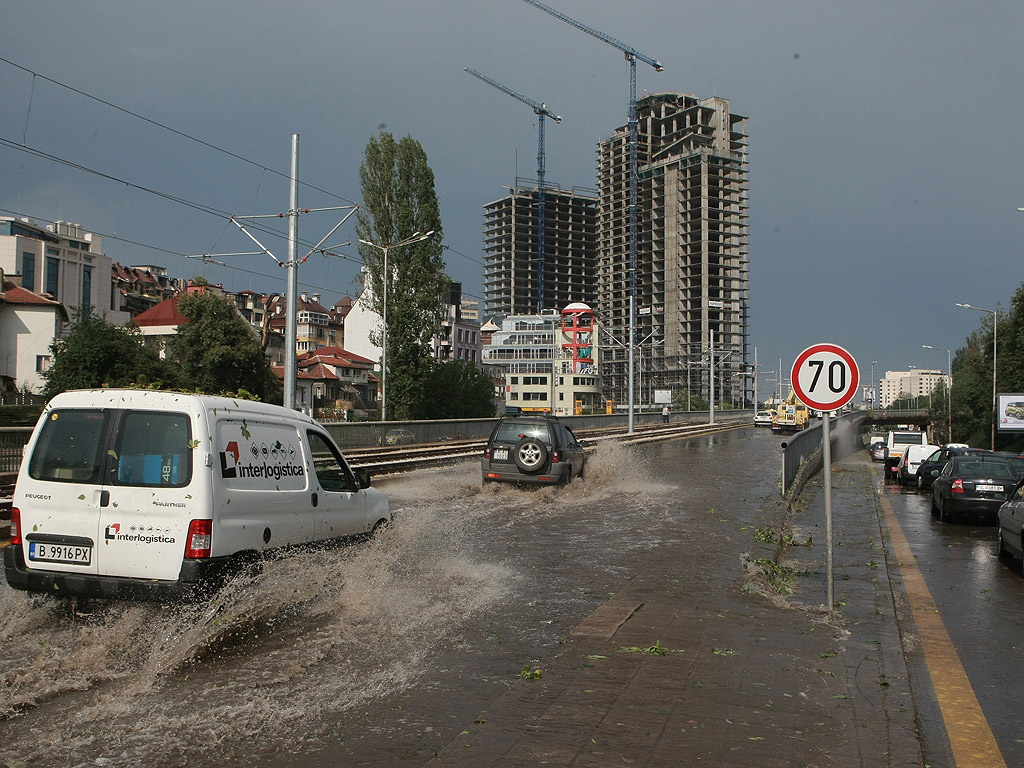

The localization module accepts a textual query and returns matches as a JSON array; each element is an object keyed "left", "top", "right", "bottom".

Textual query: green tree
[
  {"left": 673, "top": 389, "right": 709, "bottom": 411},
  {"left": 356, "top": 131, "right": 449, "bottom": 419},
  {"left": 416, "top": 359, "right": 495, "bottom": 419},
  {"left": 44, "top": 306, "right": 180, "bottom": 397},
  {"left": 165, "top": 288, "right": 280, "bottom": 401}
]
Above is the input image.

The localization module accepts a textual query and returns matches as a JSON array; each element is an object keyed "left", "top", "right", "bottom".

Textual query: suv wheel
[{"left": 514, "top": 438, "right": 548, "bottom": 473}]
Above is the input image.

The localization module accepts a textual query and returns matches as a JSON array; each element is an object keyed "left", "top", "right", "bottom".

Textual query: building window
[
  {"left": 21, "top": 252, "right": 35, "bottom": 292},
  {"left": 81, "top": 265, "right": 92, "bottom": 308},
  {"left": 45, "top": 257, "right": 59, "bottom": 297},
  {"left": 36, "top": 355, "right": 51, "bottom": 373}
]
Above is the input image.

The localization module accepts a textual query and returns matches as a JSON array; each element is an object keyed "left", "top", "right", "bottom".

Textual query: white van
[
  {"left": 4, "top": 389, "right": 391, "bottom": 600},
  {"left": 883, "top": 429, "right": 928, "bottom": 479}
]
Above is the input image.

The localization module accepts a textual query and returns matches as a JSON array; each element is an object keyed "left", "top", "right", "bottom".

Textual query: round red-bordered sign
[{"left": 790, "top": 344, "right": 860, "bottom": 411}]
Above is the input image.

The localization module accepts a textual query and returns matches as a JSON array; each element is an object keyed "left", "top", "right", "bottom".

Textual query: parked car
[
  {"left": 884, "top": 430, "right": 928, "bottom": 480},
  {"left": 481, "top": 413, "right": 587, "bottom": 486},
  {"left": 753, "top": 410, "right": 774, "bottom": 427},
  {"left": 967, "top": 450, "right": 1024, "bottom": 482},
  {"left": 869, "top": 441, "right": 886, "bottom": 462},
  {"left": 931, "top": 455, "right": 1016, "bottom": 522},
  {"left": 895, "top": 444, "right": 939, "bottom": 485},
  {"left": 915, "top": 445, "right": 972, "bottom": 490},
  {"left": 996, "top": 478, "right": 1024, "bottom": 562}
]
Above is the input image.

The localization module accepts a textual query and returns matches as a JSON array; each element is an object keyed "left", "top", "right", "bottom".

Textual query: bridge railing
[{"left": 781, "top": 412, "right": 868, "bottom": 495}]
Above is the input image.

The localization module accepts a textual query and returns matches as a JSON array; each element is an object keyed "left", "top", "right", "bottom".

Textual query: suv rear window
[{"left": 494, "top": 421, "right": 551, "bottom": 443}]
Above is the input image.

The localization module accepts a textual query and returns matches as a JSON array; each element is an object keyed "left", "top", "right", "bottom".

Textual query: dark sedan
[
  {"left": 931, "top": 455, "right": 1016, "bottom": 522},
  {"left": 916, "top": 445, "right": 971, "bottom": 491}
]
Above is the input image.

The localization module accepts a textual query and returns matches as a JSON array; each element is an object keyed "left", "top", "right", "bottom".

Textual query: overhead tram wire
[
  {"left": 0, "top": 55, "right": 358, "bottom": 207},
  {"left": 0, "top": 137, "right": 362, "bottom": 261}
]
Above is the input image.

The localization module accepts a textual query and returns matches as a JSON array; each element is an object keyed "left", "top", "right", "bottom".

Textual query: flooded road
[{"left": 1, "top": 427, "right": 783, "bottom": 766}]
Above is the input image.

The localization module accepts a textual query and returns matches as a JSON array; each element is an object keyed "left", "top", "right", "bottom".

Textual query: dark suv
[{"left": 482, "top": 414, "right": 587, "bottom": 486}]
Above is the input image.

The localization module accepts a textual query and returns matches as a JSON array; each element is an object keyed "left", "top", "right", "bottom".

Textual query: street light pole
[
  {"left": 359, "top": 230, "right": 435, "bottom": 421},
  {"left": 922, "top": 345, "right": 952, "bottom": 443},
  {"left": 869, "top": 360, "right": 877, "bottom": 409},
  {"left": 956, "top": 302, "right": 998, "bottom": 449}
]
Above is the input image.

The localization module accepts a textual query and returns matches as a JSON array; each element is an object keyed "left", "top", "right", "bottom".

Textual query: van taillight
[
  {"left": 185, "top": 519, "right": 212, "bottom": 558},
  {"left": 10, "top": 507, "right": 20, "bottom": 546}
]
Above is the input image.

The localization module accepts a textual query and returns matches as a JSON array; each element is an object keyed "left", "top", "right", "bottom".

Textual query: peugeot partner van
[{"left": 4, "top": 389, "right": 390, "bottom": 600}]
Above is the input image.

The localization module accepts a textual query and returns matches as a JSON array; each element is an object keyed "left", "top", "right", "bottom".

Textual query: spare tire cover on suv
[{"left": 514, "top": 437, "right": 548, "bottom": 473}]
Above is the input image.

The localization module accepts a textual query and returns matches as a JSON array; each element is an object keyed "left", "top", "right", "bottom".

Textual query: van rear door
[
  {"left": 18, "top": 408, "right": 112, "bottom": 577},
  {"left": 99, "top": 408, "right": 197, "bottom": 581}
]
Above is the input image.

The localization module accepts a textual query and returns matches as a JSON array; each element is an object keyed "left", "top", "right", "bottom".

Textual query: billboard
[
  {"left": 654, "top": 389, "right": 673, "bottom": 405},
  {"left": 998, "top": 394, "right": 1024, "bottom": 432}
]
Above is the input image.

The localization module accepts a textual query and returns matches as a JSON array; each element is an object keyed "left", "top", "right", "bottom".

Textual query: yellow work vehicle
[{"left": 771, "top": 392, "right": 810, "bottom": 434}]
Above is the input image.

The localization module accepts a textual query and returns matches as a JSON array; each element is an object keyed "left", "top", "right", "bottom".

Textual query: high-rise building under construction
[
  {"left": 483, "top": 181, "right": 598, "bottom": 318},
  {"left": 597, "top": 92, "right": 749, "bottom": 407}
]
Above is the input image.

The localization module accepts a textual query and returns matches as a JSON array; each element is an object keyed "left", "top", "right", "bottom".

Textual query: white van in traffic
[{"left": 4, "top": 389, "right": 391, "bottom": 600}]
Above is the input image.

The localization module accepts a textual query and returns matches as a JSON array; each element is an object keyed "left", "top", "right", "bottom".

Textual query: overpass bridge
[{"left": 862, "top": 408, "right": 931, "bottom": 428}]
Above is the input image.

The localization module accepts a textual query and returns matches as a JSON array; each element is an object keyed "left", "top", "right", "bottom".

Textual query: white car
[
  {"left": 896, "top": 443, "right": 940, "bottom": 485},
  {"left": 753, "top": 410, "right": 774, "bottom": 427}
]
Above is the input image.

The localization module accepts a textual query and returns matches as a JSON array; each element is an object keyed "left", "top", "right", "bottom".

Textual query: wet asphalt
[{"left": 3, "top": 428, "right": 1016, "bottom": 766}]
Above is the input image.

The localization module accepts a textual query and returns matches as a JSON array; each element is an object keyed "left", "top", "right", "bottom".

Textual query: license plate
[
  {"left": 977, "top": 484, "right": 1004, "bottom": 492},
  {"left": 28, "top": 542, "right": 92, "bottom": 565},
  {"left": 493, "top": 448, "right": 509, "bottom": 461}
]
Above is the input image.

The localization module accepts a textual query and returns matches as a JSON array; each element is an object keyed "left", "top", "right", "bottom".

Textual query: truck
[{"left": 771, "top": 392, "right": 810, "bottom": 434}]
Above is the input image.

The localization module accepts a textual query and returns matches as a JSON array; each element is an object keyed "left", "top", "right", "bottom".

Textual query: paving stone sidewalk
[{"left": 428, "top": 453, "right": 924, "bottom": 767}]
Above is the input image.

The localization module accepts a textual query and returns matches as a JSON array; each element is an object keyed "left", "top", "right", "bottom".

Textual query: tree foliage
[
  {"left": 165, "top": 288, "right": 280, "bottom": 401},
  {"left": 44, "top": 306, "right": 181, "bottom": 397},
  {"left": 947, "top": 283, "right": 1024, "bottom": 451},
  {"left": 356, "top": 131, "right": 449, "bottom": 419},
  {"left": 415, "top": 359, "right": 496, "bottom": 420}
]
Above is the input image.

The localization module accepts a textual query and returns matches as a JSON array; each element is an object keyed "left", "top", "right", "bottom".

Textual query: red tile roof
[
  {"left": 133, "top": 295, "right": 188, "bottom": 327},
  {"left": 1, "top": 281, "right": 70, "bottom": 320}
]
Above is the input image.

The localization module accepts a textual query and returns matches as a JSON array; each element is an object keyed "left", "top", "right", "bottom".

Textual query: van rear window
[
  {"left": 28, "top": 409, "right": 109, "bottom": 483},
  {"left": 112, "top": 411, "right": 192, "bottom": 487}
]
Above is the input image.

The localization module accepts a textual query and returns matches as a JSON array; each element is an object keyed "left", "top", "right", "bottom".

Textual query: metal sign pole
[{"left": 823, "top": 411, "right": 834, "bottom": 612}]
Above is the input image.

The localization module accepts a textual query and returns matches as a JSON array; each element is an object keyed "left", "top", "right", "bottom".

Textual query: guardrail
[
  {"left": 1, "top": 427, "right": 31, "bottom": 475},
  {"left": 781, "top": 412, "right": 868, "bottom": 495}
]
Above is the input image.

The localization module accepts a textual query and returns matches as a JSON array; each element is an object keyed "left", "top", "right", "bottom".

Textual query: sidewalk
[{"left": 428, "top": 453, "right": 923, "bottom": 767}]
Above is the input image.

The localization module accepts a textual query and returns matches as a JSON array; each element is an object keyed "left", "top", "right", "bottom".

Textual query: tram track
[{"left": 347, "top": 417, "right": 750, "bottom": 475}]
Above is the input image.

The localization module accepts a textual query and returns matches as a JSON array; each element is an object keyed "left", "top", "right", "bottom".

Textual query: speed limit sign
[{"left": 791, "top": 344, "right": 860, "bottom": 411}]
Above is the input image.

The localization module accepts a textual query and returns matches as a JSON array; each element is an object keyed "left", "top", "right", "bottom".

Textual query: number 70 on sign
[{"left": 791, "top": 344, "right": 860, "bottom": 412}]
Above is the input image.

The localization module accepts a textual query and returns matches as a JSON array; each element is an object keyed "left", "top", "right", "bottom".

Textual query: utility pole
[{"left": 195, "top": 133, "right": 357, "bottom": 411}]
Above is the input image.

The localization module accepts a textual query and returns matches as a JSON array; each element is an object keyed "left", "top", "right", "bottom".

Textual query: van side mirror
[{"left": 355, "top": 467, "right": 372, "bottom": 489}]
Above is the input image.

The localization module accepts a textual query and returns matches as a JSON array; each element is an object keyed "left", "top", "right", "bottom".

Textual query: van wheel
[{"left": 370, "top": 518, "right": 390, "bottom": 539}]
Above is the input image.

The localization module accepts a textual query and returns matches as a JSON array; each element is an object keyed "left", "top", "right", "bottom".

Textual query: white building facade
[{"left": 879, "top": 369, "right": 949, "bottom": 408}]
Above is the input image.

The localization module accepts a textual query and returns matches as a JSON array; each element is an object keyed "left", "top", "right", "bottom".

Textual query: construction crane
[
  {"left": 521, "top": 0, "right": 663, "bottom": 434},
  {"left": 465, "top": 67, "right": 561, "bottom": 312}
]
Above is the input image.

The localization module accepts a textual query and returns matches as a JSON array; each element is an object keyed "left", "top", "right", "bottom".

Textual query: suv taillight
[
  {"left": 552, "top": 450, "right": 562, "bottom": 463},
  {"left": 952, "top": 478, "right": 964, "bottom": 494},
  {"left": 484, "top": 447, "right": 492, "bottom": 460},
  {"left": 10, "top": 507, "right": 20, "bottom": 546},
  {"left": 185, "top": 519, "right": 212, "bottom": 558}
]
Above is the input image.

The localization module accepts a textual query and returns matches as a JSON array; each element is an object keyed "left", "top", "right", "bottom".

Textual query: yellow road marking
[{"left": 880, "top": 491, "right": 1005, "bottom": 767}]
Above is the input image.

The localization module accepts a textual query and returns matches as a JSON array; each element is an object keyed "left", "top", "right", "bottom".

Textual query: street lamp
[
  {"left": 955, "top": 302, "right": 998, "bottom": 449},
  {"left": 922, "top": 345, "right": 952, "bottom": 443},
  {"left": 869, "top": 360, "right": 877, "bottom": 408},
  {"left": 358, "top": 230, "right": 435, "bottom": 421}
]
